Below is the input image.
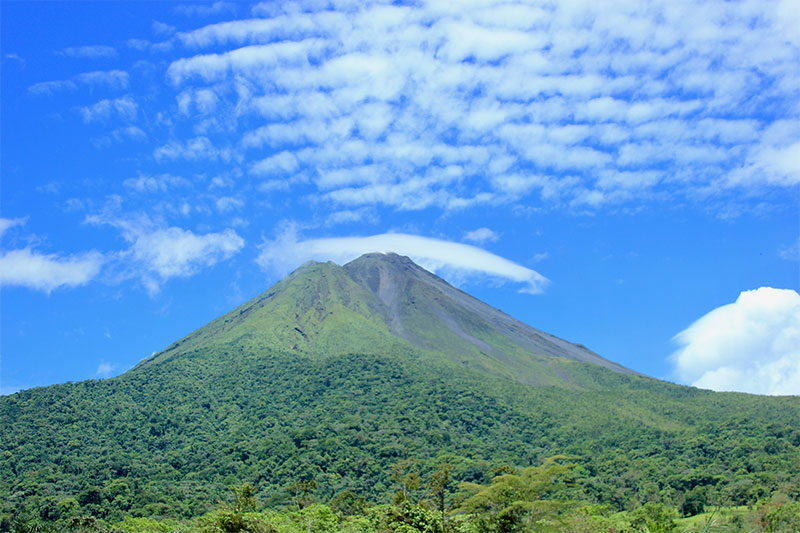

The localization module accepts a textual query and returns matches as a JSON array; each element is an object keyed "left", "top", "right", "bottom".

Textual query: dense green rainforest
[
  {"left": 2, "top": 256, "right": 799, "bottom": 531},
  {"left": 3, "top": 348, "right": 800, "bottom": 532}
]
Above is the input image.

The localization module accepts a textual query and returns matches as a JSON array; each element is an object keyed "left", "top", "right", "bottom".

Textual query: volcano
[
  {"left": 3, "top": 253, "right": 799, "bottom": 525},
  {"left": 137, "top": 252, "right": 635, "bottom": 387}
]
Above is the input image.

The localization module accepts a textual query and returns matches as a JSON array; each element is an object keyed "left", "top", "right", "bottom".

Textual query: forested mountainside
[{"left": 3, "top": 255, "right": 799, "bottom": 532}]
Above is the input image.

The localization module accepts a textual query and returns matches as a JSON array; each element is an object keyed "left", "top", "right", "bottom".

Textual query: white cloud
[
  {"left": 152, "top": 0, "right": 799, "bottom": 214},
  {"left": 27, "top": 79, "right": 77, "bottom": 96},
  {"left": 216, "top": 196, "right": 244, "bottom": 213},
  {"left": 250, "top": 151, "right": 299, "bottom": 176},
  {"left": 128, "top": 227, "right": 243, "bottom": 290},
  {"left": 152, "top": 21, "right": 177, "bottom": 36},
  {"left": 59, "top": 45, "right": 117, "bottom": 59},
  {"left": 5, "top": 53, "right": 24, "bottom": 65},
  {"left": 0, "top": 248, "right": 104, "bottom": 293},
  {"left": 778, "top": 237, "right": 800, "bottom": 262},
  {"left": 325, "top": 208, "right": 376, "bottom": 226},
  {"left": 257, "top": 230, "right": 549, "bottom": 294},
  {"left": 175, "top": 1, "right": 235, "bottom": 17},
  {"left": 167, "top": 41, "right": 326, "bottom": 84},
  {"left": 0, "top": 217, "right": 26, "bottom": 238},
  {"left": 0, "top": 217, "right": 103, "bottom": 293},
  {"left": 93, "top": 127, "right": 148, "bottom": 148},
  {"left": 126, "top": 38, "right": 150, "bottom": 51},
  {"left": 122, "top": 174, "right": 189, "bottom": 193},
  {"left": 111, "top": 126, "right": 147, "bottom": 142},
  {"left": 730, "top": 140, "right": 800, "bottom": 187},
  {"left": 670, "top": 287, "right": 800, "bottom": 396},
  {"left": 87, "top": 211, "right": 244, "bottom": 294},
  {"left": 80, "top": 96, "right": 138, "bottom": 123},
  {"left": 30, "top": 70, "right": 129, "bottom": 96},
  {"left": 154, "top": 136, "right": 233, "bottom": 161},
  {"left": 464, "top": 227, "right": 500, "bottom": 244},
  {"left": 74, "top": 69, "right": 129, "bottom": 89},
  {"left": 96, "top": 361, "right": 116, "bottom": 377}
]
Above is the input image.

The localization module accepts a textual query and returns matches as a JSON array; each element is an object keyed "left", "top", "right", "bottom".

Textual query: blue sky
[{"left": 1, "top": 0, "right": 798, "bottom": 396}]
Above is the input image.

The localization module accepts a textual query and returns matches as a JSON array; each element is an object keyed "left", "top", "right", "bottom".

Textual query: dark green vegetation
[{"left": 2, "top": 254, "right": 799, "bottom": 531}]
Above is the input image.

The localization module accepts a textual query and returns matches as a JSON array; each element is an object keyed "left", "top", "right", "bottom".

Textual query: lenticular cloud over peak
[
  {"left": 671, "top": 287, "right": 800, "bottom": 396},
  {"left": 257, "top": 231, "right": 550, "bottom": 295}
]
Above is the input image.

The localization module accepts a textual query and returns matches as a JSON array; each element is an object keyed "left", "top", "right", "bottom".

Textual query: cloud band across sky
[{"left": 257, "top": 231, "right": 550, "bottom": 295}]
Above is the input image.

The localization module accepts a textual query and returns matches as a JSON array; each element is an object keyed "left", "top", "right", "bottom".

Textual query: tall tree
[{"left": 457, "top": 456, "right": 576, "bottom": 532}]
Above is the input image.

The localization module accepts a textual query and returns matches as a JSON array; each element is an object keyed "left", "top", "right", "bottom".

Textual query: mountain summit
[
  {"left": 138, "top": 252, "right": 635, "bottom": 386},
  {"left": 345, "top": 253, "right": 634, "bottom": 379}
]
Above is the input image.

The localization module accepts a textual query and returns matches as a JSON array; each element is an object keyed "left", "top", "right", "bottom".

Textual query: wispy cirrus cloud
[
  {"left": 258, "top": 229, "right": 549, "bottom": 295},
  {"left": 86, "top": 211, "right": 244, "bottom": 295},
  {"left": 80, "top": 96, "right": 138, "bottom": 123},
  {"left": 122, "top": 173, "right": 190, "bottom": 194},
  {"left": 153, "top": 136, "right": 235, "bottom": 162},
  {"left": 27, "top": 79, "right": 78, "bottom": 96},
  {"left": 29, "top": 69, "right": 129, "bottom": 96},
  {"left": 126, "top": 226, "right": 244, "bottom": 294},
  {"left": 175, "top": 1, "right": 236, "bottom": 18},
  {"left": 59, "top": 45, "right": 117, "bottom": 59},
  {"left": 0, "top": 217, "right": 27, "bottom": 238},
  {"left": 74, "top": 70, "right": 129, "bottom": 90}
]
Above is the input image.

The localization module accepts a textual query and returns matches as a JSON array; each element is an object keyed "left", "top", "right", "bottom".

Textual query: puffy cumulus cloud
[
  {"left": 156, "top": 0, "right": 799, "bottom": 214},
  {"left": 0, "top": 248, "right": 104, "bottom": 293},
  {"left": 670, "top": 288, "right": 800, "bottom": 396},
  {"left": 257, "top": 230, "right": 549, "bottom": 295}
]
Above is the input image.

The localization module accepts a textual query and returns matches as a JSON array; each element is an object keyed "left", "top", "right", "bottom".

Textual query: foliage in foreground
[{"left": 7, "top": 478, "right": 800, "bottom": 533}]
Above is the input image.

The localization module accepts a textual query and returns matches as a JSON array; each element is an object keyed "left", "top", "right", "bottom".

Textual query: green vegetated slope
[
  {"left": 2, "top": 254, "right": 799, "bottom": 529},
  {"left": 134, "top": 260, "right": 412, "bottom": 368}
]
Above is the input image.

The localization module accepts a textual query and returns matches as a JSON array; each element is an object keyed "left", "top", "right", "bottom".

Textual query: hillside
[{"left": 2, "top": 254, "right": 799, "bottom": 530}]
